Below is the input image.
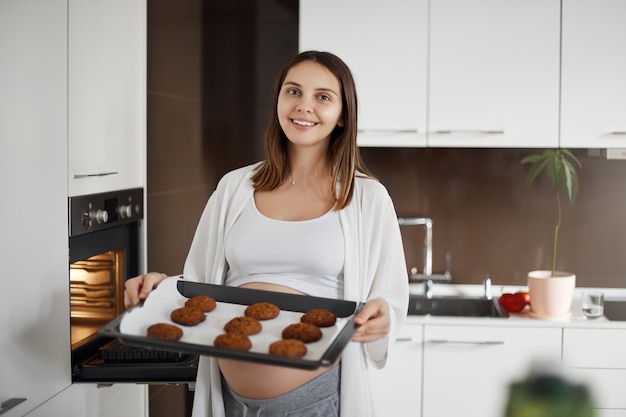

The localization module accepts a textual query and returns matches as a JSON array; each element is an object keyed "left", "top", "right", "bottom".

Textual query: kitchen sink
[{"left": 407, "top": 295, "right": 508, "bottom": 318}]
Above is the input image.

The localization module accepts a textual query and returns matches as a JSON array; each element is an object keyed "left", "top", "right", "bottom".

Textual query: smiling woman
[
  {"left": 125, "top": 50, "right": 409, "bottom": 417},
  {"left": 252, "top": 51, "right": 361, "bottom": 212},
  {"left": 253, "top": 60, "right": 345, "bottom": 222},
  {"left": 277, "top": 61, "right": 344, "bottom": 153}
]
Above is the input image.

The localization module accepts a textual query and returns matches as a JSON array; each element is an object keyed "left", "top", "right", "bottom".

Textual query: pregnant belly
[
  {"left": 217, "top": 358, "right": 332, "bottom": 399},
  {"left": 218, "top": 282, "right": 332, "bottom": 399}
]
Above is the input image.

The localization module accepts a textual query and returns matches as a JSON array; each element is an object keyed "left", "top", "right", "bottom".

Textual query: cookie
[
  {"left": 301, "top": 308, "right": 337, "bottom": 327},
  {"left": 269, "top": 339, "right": 307, "bottom": 358},
  {"left": 170, "top": 306, "right": 206, "bottom": 326},
  {"left": 214, "top": 333, "right": 252, "bottom": 351},
  {"left": 245, "top": 302, "right": 280, "bottom": 320},
  {"left": 185, "top": 295, "right": 217, "bottom": 312},
  {"left": 146, "top": 323, "right": 183, "bottom": 341},
  {"left": 281, "top": 322, "right": 323, "bottom": 343},
  {"left": 223, "top": 316, "right": 262, "bottom": 335}
]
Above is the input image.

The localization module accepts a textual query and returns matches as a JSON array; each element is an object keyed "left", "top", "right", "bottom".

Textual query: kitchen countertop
[{"left": 405, "top": 283, "right": 626, "bottom": 329}]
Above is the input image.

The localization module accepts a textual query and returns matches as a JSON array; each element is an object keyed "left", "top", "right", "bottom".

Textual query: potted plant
[{"left": 521, "top": 149, "right": 582, "bottom": 319}]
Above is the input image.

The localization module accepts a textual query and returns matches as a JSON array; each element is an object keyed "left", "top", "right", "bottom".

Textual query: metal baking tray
[{"left": 100, "top": 276, "right": 362, "bottom": 370}]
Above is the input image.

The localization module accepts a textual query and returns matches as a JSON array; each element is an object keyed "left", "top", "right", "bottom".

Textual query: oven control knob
[
  {"left": 118, "top": 204, "right": 133, "bottom": 219},
  {"left": 90, "top": 209, "right": 108, "bottom": 224}
]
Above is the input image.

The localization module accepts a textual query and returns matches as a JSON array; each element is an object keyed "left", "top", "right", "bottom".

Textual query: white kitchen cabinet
[
  {"left": 369, "top": 323, "right": 423, "bottom": 416},
  {"left": 24, "top": 387, "right": 71, "bottom": 417},
  {"left": 299, "top": 0, "right": 428, "bottom": 147},
  {"left": 563, "top": 328, "right": 626, "bottom": 414},
  {"left": 422, "top": 324, "right": 562, "bottom": 417},
  {"left": 23, "top": 384, "right": 147, "bottom": 417},
  {"left": 1, "top": 2, "right": 147, "bottom": 416},
  {"left": 560, "top": 0, "right": 626, "bottom": 149},
  {"left": 68, "top": 0, "right": 146, "bottom": 196},
  {"left": 563, "top": 327, "right": 626, "bottom": 369},
  {"left": 300, "top": 0, "right": 560, "bottom": 148},
  {"left": 69, "top": 384, "right": 147, "bottom": 417},
  {"left": 428, "top": 0, "right": 560, "bottom": 148},
  {"left": 0, "top": 0, "right": 71, "bottom": 416}
]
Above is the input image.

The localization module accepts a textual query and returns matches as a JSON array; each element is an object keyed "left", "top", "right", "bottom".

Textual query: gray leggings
[{"left": 222, "top": 365, "right": 340, "bottom": 417}]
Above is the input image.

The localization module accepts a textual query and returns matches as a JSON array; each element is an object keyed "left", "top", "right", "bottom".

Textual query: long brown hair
[{"left": 251, "top": 50, "right": 372, "bottom": 210}]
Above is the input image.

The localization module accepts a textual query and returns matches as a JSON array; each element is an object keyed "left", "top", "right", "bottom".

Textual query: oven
[{"left": 69, "top": 188, "right": 198, "bottom": 383}]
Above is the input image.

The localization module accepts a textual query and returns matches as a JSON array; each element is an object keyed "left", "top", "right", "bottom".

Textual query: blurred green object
[{"left": 505, "top": 374, "right": 595, "bottom": 417}]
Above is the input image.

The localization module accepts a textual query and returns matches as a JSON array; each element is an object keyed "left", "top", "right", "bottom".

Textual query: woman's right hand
[{"left": 124, "top": 272, "right": 168, "bottom": 308}]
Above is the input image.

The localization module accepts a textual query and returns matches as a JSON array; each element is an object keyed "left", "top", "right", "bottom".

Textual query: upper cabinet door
[
  {"left": 1, "top": 1, "right": 71, "bottom": 415},
  {"left": 68, "top": 0, "right": 146, "bottom": 196},
  {"left": 299, "top": 0, "right": 428, "bottom": 147},
  {"left": 428, "top": 0, "right": 560, "bottom": 148},
  {"left": 561, "top": 0, "right": 626, "bottom": 149}
]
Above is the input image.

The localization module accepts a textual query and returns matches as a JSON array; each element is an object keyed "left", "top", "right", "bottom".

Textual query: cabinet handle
[
  {"left": 433, "top": 129, "right": 505, "bottom": 135},
  {"left": 610, "top": 131, "right": 626, "bottom": 135},
  {"left": 358, "top": 129, "right": 419, "bottom": 135},
  {"left": 429, "top": 339, "right": 504, "bottom": 345},
  {"left": 0, "top": 398, "right": 27, "bottom": 415},
  {"left": 73, "top": 171, "right": 119, "bottom": 179},
  {"left": 395, "top": 337, "right": 414, "bottom": 342}
]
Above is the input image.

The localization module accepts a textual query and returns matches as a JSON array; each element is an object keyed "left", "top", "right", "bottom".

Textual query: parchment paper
[{"left": 119, "top": 277, "right": 349, "bottom": 361}]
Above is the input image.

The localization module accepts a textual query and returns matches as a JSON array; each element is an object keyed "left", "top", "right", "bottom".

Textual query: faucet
[
  {"left": 483, "top": 276, "right": 492, "bottom": 300},
  {"left": 398, "top": 217, "right": 432, "bottom": 276},
  {"left": 398, "top": 217, "right": 452, "bottom": 283},
  {"left": 424, "top": 279, "right": 434, "bottom": 299}
]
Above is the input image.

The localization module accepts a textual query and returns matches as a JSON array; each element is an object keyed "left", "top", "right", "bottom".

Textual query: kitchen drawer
[
  {"left": 422, "top": 325, "right": 561, "bottom": 417},
  {"left": 566, "top": 368, "right": 626, "bottom": 410},
  {"left": 563, "top": 328, "right": 626, "bottom": 368}
]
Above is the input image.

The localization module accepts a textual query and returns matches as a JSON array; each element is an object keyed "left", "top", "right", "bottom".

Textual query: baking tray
[{"left": 100, "top": 276, "right": 362, "bottom": 370}]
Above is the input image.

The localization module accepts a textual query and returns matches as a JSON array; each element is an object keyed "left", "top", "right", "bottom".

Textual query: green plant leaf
[
  {"left": 561, "top": 148, "right": 582, "bottom": 168},
  {"left": 521, "top": 154, "right": 544, "bottom": 164},
  {"left": 524, "top": 157, "right": 549, "bottom": 185},
  {"left": 545, "top": 150, "right": 559, "bottom": 186},
  {"left": 522, "top": 149, "right": 580, "bottom": 202},
  {"left": 561, "top": 158, "right": 579, "bottom": 204},
  {"left": 521, "top": 149, "right": 582, "bottom": 274}
]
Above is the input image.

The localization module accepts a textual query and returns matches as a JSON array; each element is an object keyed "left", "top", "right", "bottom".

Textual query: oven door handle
[{"left": 0, "top": 398, "right": 27, "bottom": 415}]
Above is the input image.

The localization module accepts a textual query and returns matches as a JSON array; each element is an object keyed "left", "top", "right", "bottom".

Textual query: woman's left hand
[{"left": 351, "top": 298, "right": 390, "bottom": 343}]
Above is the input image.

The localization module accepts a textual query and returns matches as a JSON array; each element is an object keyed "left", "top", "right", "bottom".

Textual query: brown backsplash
[
  {"left": 362, "top": 147, "right": 626, "bottom": 288},
  {"left": 146, "top": 0, "right": 298, "bottom": 280}
]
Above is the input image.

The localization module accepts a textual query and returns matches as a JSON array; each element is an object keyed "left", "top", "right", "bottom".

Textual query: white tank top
[{"left": 224, "top": 195, "right": 345, "bottom": 299}]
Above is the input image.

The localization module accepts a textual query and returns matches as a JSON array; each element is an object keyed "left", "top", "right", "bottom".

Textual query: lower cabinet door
[
  {"left": 565, "top": 368, "right": 626, "bottom": 411},
  {"left": 69, "top": 384, "right": 147, "bottom": 417},
  {"left": 24, "top": 384, "right": 148, "bottom": 417},
  {"left": 23, "top": 389, "right": 71, "bottom": 417},
  {"left": 563, "top": 328, "right": 626, "bottom": 414},
  {"left": 422, "top": 325, "right": 561, "bottom": 417},
  {"left": 369, "top": 323, "right": 423, "bottom": 416}
]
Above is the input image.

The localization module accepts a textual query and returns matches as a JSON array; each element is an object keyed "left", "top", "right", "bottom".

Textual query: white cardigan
[{"left": 183, "top": 163, "right": 409, "bottom": 417}]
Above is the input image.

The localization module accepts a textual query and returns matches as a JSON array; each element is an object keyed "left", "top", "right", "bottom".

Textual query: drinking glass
[{"left": 581, "top": 291, "right": 604, "bottom": 319}]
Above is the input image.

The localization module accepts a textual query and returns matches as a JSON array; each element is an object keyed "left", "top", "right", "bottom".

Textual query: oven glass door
[{"left": 70, "top": 223, "right": 197, "bottom": 383}]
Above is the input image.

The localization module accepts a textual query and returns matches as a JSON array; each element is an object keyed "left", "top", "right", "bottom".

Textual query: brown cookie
[
  {"left": 170, "top": 306, "right": 206, "bottom": 326},
  {"left": 245, "top": 302, "right": 280, "bottom": 320},
  {"left": 146, "top": 323, "right": 183, "bottom": 341},
  {"left": 281, "top": 322, "right": 323, "bottom": 343},
  {"left": 213, "top": 333, "right": 252, "bottom": 351},
  {"left": 185, "top": 295, "right": 217, "bottom": 312},
  {"left": 301, "top": 308, "right": 337, "bottom": 327},
  {"left": 269, "top": 339, "right": 307, "bottom": 358},
  {"left": 223, "top": 316, "right": 262, "bottom": 335}
]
